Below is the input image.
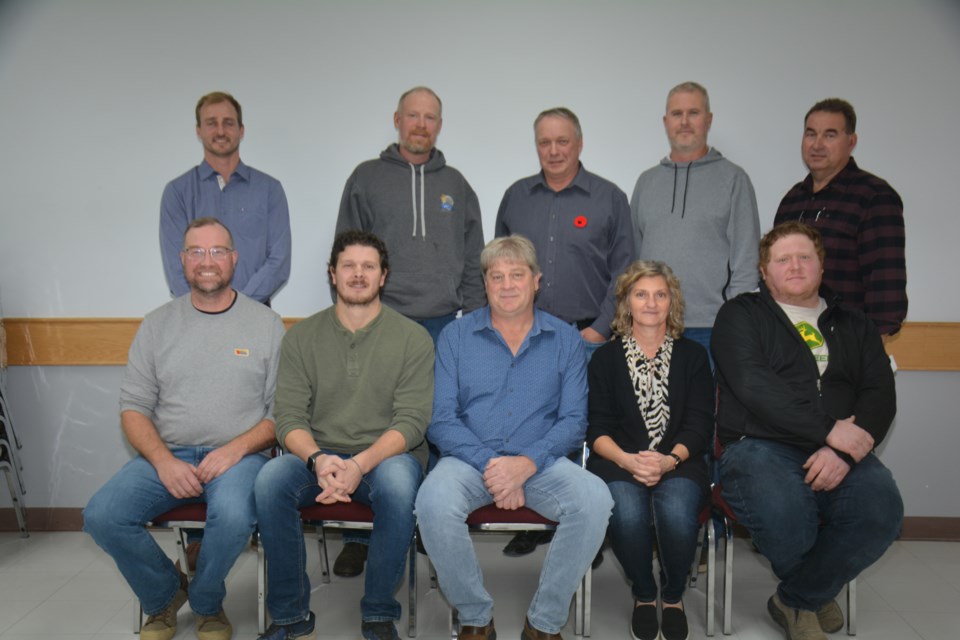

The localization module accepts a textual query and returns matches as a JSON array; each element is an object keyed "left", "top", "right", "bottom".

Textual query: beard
[
  {"left": 400, "top": 131, "right": 434, "bottom": 155},
  {"left": 337, "top": 280, "right": 381, "bottom": 307}
]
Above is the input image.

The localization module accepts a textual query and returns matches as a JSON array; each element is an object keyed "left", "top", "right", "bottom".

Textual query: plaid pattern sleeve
[{"left": 774, "top": 158, "right": 907, "bottom": 335}]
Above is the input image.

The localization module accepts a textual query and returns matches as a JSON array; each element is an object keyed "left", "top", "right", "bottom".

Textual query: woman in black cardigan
[{"left": 586, "top": 261, "right": 713, "bottom": 640}]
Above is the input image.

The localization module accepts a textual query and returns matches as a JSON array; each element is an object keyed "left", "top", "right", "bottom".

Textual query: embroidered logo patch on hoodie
[{"left": 440, "top": 194, "right": 455, "bottom": 211}]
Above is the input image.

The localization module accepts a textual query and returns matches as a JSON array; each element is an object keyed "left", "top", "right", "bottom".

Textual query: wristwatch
[{"left": 306, "top": 451, "right": 323, "bottom": 472}]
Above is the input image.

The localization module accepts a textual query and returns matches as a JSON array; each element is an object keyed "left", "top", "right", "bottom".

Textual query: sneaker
[
  {"left": 361, "top": 620, "right": 400, "bottom": 640},
  {"left": 141, "top": 572, "right": 189, "bottom": 640},
  {"left": 660, "top": 605, "right": 688, "bottom": 640},
  {"left": 767, "top": 593, "right": 826, "bottom": 640},
  {"left": 196, "top": 609, "right": 232, "bottom": 640},
  {"left": 257, "top": 611, "right": 316, "bottom": 640},
  {"left": 817, "top": 600, "right": 844, "bottom": 633},
  {"left": 630, "top": 603, "right": 658, "bottom": 640},
  {"left": 333, "top": 541, "right": 368, "bottom": 577}
]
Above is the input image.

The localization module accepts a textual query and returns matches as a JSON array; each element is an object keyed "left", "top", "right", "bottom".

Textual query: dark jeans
[
  {"left": 719, "top": 438, "right": 903, "bottom": 611},
  {"left": 607, "top": 478, "right": 704, "bottom": 603}
]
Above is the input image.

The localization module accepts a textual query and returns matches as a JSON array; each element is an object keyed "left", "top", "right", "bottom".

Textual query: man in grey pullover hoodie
[
  {"left": 336, "top": 86, "right": 485, "bottom": 340},
  {"left": 631, "top": 82, "right": 760, "bottom": 357}
]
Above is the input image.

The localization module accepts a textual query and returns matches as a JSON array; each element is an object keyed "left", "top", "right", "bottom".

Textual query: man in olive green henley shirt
[{"left": 253, "top": 230, "right": 434, "bottom": 640}]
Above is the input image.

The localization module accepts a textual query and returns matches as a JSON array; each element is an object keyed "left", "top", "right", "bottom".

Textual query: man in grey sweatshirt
[
  {"left": 336, "top": 86, "right": 485, "bottom": 341},
  {"left": 631, "top": 82, "right": 760, "bottom": 359}
]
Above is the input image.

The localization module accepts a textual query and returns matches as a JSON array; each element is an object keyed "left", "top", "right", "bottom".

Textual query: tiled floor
[{"left": 0, "top": 530, "right": 958, "bottom": 639}]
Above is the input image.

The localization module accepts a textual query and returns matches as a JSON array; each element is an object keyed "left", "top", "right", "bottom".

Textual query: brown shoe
[
  {"left": 816, "top": 600, "right": 844, "bottom": 633},
  {"left": 196, "top": 609, "right": 233, "bottom": 640},
  {"left": 141, "top": 572, "right": 189, "bottom": 640},
  {"left": 459, "top": 619, "right": 496, "bottom": 640},
  {"left": 521, "top": 618, "right": 562, "bottom": 640}
]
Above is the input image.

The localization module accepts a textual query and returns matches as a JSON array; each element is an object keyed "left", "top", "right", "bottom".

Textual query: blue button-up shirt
[
  {"left": 495, "top": 165, "right": 634, "bottom": 338},
  {"left": 428, "top": 307, "right": 587, "bottom": 472},
  {"left": 160, "top": 159, "right": 291, "bottom": 303}
]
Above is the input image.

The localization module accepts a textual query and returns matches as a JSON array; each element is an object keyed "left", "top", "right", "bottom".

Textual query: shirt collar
[
  {"left": 801, "top": 156, "right": 859, "bottom": 195},
  {"left": 199, "top": 158, "right": 250, "bottom": 183},
  {"left": 530, "top": 163, "right": 590, "bottom": 195}
]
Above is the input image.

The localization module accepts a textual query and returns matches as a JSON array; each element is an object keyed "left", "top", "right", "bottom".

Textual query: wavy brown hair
[{"left": 610, "top": 261, "right": 685, "bottom": 339}]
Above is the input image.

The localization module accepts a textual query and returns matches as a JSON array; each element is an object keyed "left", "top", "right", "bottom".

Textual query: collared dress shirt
[
  {"left": 160, "top": 159, "right": 291, "bottom": 303},
  {"left": 428, "top": 307, "right": 587, "bottom": 473},
  {"left": 495, "top": 165, "right": 634, "bottom": 338}
]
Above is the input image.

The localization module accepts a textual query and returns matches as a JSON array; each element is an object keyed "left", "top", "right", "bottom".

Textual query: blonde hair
[{"left": 610, "top": 261, "right": 685, "bottom": 339}]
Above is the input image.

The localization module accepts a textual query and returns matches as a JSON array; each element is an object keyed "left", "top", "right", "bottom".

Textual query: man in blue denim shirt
[
  {"left": 85, "top": 218, "right": 285, "bottom": 640},
  {"left": 416, "top": 236, "right": 613, "bottom": 640},
  {"left": 160, "top": 91, "right": 291, "bottom": 305}
]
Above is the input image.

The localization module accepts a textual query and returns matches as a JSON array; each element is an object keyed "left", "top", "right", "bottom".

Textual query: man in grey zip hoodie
[
  {"left": 336, "top": 86, "right": 485, "bottom": 341},
  {"left": 631, "top": 82, "right": 760, "bottom": 358}
]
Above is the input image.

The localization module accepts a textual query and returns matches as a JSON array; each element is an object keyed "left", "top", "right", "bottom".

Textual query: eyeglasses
[{"left": 182, "top": 246, "right": 234, "bottom": 261}]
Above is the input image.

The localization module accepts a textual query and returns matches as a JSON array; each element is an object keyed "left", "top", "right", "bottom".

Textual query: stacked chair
[{"left": 0, "top": 385, "right": 28, "bottom": 537}]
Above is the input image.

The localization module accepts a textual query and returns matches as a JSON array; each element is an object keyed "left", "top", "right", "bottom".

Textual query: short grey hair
[
  {"left": 481, "top": 235, "right": 540, "bottom": 276},
  {"left": 533, "top": 107, "right": 582, "bottom": 140},
  {"left": 396, "top": 86, "right": 442, "bottom": 117},
  {"left": 666, "top": 81, "right": 710, "bottom": 113}
]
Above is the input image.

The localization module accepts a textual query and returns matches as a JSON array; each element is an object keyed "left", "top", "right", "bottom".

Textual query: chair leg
[
  {"left": 173, "top": 526, "right": 190, "bottom": 577},
  {"left": 705, "top": 521, "right": 716, "bottom": 637},
  {"left": 450, "top": 606, "right": 459, "bottom": 639},
  {"left": 408, "top": 533, "right": 417, "bottom": 637},
  {"left": 134, "top": 599, "right": 142, "bottom": 634},
  {"left": 258, "top": 530, "right": 267, "bottom": 634},
  {"left": 690, "top": 523, "right": 706, "bottom": 589},
  {"left": 318, "top": 526, "right": 332, "bottom": 584},
  {"left": 847, "top": 579, "right": 857, "bottom": 636},
  {"left": 722, "top": 516, "right": 733, "bottom": 635}
]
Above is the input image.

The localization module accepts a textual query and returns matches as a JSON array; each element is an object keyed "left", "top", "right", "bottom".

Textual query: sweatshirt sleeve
[
  {"left": 272, "top": 329, "right": 317, "bottom": 448},
  {"left": 387, "top": 327, "right": 435, "bottom": 450},
  {"left": 725, "top": 168, "right": 761, "bottom": 298},
  {"left": 460, "top": 183, "right": 487, "bottom": 313},
  {"left": 119, "top": 317, "right": 160, "bottom": 418}
]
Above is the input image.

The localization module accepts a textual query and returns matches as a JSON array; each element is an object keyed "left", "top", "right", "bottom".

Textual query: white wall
[{"left": 1, "top": 0, "right": 958, "bottom": 516}]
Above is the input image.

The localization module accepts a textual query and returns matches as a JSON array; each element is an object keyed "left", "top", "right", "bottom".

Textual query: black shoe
[
  {"left": 333, "top": 542, "right": 368, "bottom": 577},
  {"left": 592, "top": 549, "right": 604, "bottom": 570},
  {"left": 361, "top": 620, "right": 400, "bottom": 640},
  {"left": 660, "top": 605, "right": 688, "bottom": 640},
  {"left": 502, "top": 531, "right": 553, "bottom": 557},
  {"left": 630, "top": 603, "right": 658, "bottom": 640}
]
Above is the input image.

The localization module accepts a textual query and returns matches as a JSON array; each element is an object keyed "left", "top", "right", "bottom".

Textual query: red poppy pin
[{"left": 574, "top": 216, "right": 587, "bottom": 228}]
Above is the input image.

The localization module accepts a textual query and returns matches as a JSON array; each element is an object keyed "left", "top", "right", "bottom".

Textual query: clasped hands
[
  {"left": 483, "top": 455, "right": 537, "bottom": 510},
  {"left": 804, "top": 415, "right": 875, "bottom": 491},
  {"left": 619, "top": 450, "right": 671, "bottom": 487},
  {"left": 313, "top": 454, "right": 363, "bottom": 504},
  {"left": 156, "top": 444, "right": 244, "bottom": 499}
]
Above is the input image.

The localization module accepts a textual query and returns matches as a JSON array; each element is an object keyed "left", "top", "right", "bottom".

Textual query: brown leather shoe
[
  {"left": 459, "top": 619, "right": 496, "bottom": 640},
  {"left": 521, "top": 618, "right": 562, "bottom": 640}
]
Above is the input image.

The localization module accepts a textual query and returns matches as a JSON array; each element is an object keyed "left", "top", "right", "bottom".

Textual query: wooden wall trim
[{"left": 2, "top": 318, "right": 959, "bottom": 370}]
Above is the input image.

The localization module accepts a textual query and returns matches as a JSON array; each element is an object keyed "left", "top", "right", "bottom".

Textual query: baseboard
[{"left": 3, "top": 508, "right": 959, "bottom": 541}]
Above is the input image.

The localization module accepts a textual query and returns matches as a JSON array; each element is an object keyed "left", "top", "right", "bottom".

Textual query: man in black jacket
[{"left": 712, "top": 222, "right": 902, "bottom": 640}]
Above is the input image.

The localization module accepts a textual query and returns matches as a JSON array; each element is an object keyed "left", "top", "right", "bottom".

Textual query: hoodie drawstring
[
  {"left": 408, "top": 163, "right": 427, "bottom": 239},
  {"left": 671, "top": 163, "right": 692, "bottom": 218}
]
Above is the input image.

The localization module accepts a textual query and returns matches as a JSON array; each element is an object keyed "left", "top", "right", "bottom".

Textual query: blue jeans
[
  {"left": 415, "top": 312, "right": 458, "bottom": 344},
  {"left": 719, "top": 438, "right": 903, "bottom": 611},
  {"left": 415, "top": 456, "right": 613, "bottom": 634},
  {"left": 607, "top": 478, "right": 704, "bottom": 604},
  {"left": 83, "top": 447, "right": 265, "bottom": 616},
  {"left": 255, "top": 452, "right": 422, "bottom": 624}
]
